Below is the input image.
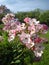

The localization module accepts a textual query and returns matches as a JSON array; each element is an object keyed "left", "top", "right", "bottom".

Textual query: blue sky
[{"left": 0, "top": 0, "right": 49, "bottom": 13}]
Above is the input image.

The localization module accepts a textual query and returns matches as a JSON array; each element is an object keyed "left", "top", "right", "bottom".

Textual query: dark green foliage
[
  {"left": 15, "top": 9, "right": 49, "bottom": 26},
  {"left": 39, "top": 10, "right": 49, "bottom": 26},
  {"left": 0, "top": 32, "right": 34, "bottom": 65}
]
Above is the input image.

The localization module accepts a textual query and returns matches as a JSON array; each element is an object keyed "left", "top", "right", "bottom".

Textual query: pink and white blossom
[{"left": 2, "top": 13, "right": 48, "bottom": 58}]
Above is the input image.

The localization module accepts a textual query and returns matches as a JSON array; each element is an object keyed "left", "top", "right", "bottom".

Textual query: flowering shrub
[{"left": 2, "top": 13, "right": 48, "bottom": 58}]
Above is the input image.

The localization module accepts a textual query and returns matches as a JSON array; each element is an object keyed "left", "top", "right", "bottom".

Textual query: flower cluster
[{"left": 2, "top": 13, "right": 48, "bottom": 58}]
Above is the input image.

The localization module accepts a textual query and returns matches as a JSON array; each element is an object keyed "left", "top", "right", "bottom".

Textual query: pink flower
[
  {"left": 21, "top": 23, "right": 26, "bottom": 30},
  {"left": 33, "top": 50, "right": 43, "bottom": 57},
  {"left": 8, "top": 34, "right": 15, "bottom": 42},
  {"left": 24, "top": 17, "right": 30, "bottom": 23},
  {"left": 18, "top": 32, "right": 31, "bottom": 44},
  {"left": 9, "top": 30, "right": 16, "bottom": 36},
  {"left": 16, "top": 25, "right": 22, "bottom": 32},
  {"left": 3, "top": 25, "right": 11, "bottom": 32},
  {"left": 8, "top": 30, "right": 16, "bottom": 42},
  {"left": 28, "top": 25, "right": 35, "bottom": 35},
  {"left": 35, "top": 24, "right": 43, "bottom": 32},
  {"left": 34, "top": 37, "right": 42, "bottom": 43},
  {"left": 18, "top": 32, "right": 26, "bottom": 40},
  {"left": 42, "top": 24, "right": 48, "bottom": 30},
  {"left": 28, "top": 25, "right": 35, "bottom": 31},
  {"left": 26, "top": 42, "right": 34, "bottom": 49},
  {"left": 18, "top": 32, "right": 34, "bottom": 49},
  {"left": 31, "top": 18, "right": 40, "bottom": 25}
]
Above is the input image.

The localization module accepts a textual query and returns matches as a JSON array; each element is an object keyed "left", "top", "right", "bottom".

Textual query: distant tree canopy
[
  {"left": 0, "top": 9, "right": 49, "bottom": 26},
  {"left": 15, "top": 9, "right": 49, "bottom": 26}
]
